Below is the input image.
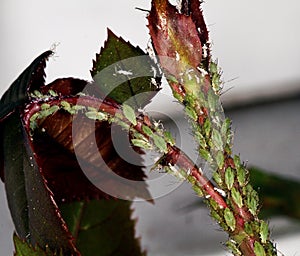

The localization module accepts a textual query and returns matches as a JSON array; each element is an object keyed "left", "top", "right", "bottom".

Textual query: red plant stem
[
  {"left": 165, "top": 145, "right": 228, "bottom": 209},
  {"left": 23, "top": 94, "right": 265, "bottom": 255},
  {"left": 23, "top": 95, "right": 227, "bottom": 208}
]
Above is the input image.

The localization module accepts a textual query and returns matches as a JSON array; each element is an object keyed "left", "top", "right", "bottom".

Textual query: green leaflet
[
  {"left": 91, "top": 29, "right": 160, "bottom": 109},
  {"left": 122, "top": 104, "right": 137, "bottom": 126}
]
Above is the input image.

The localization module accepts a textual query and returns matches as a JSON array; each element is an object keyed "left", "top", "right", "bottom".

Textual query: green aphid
[
  {"left": 32, "top": 90, "right": 43, "bottom": 98},
  {"left": 187, "top": 174, "right": 196, "bottom": 185},
  {"left": 247, "top": 189, "right": 259, "bottom": 215},
  {"left": 195, "top": 130, "right": 207, "bottom": 148},
  {"left": 163, "top": 165, "right": 173, "bottom": 175},
  {"left": 192, "top": 184, "right": 204, "bottom": 197},
  {"left": 167, "top": 75, "right": 178, "bottom": 84},
  {"left": 60, "top": 101, "right": 71, "bottom": 111},
  {"left": 30, "top": 112, "right": 40, "bottom": 123},
  {"left": 212, "top": 73, "right": 222, "bottom": 92},
  {"left": 254, "top": 242, "right": 266, "bottom": 256},
  {"left": 152, "top": 134, "right": 168, "bottom": 153},
  {"left": 237, "top": 166, "right": 247, "bottom": 187},
  {"left": 244, "top": 222, "right": 254, "bottom": 236},
  {"left": 131, "top": 139, "right": 152, "bottom": 150},
  {"left": 170, "top": 167, "right": 186, "bottom": 180},
  {"left": 209, "top": 198, "right": 220, "bottom": 211},
  {"left": 226, "top": 240, "right": 242, "bottom": 256},
  {"left": 185, "top": 106, "right": 198, "bottom": 121},
  {"left": 142, "top": 125, "right": 153, "bottom": 136},
  {"left": 85, "top": 111, "right": 107, "bottom": 121},
  {"left": 231, "top": 187, "right": 243, "bottom": 208},
  {"left": 164, "top": 131, "right": 175, "bottom": 146},
  {"left": 207, "top": 90, "right": 217, "bottom": 112},
  {"left": 122, "top": 104, "right": 137, "bottom": 126},
  {"left": 30, "top": 120, "right": 38, "bottom": 131},
  {"left": 233, "top": 155, "right": 241, "bottom": 169},
  {"left": 72, "top": 105, "right": 85, "bottom": 112},
  {"left": 132, "top": 131, "right": 147, "bottom": 141},
  {"left": 215, "top": 151, "right": 224, "bottom": 169},
  {"left": 260, "top": 221, "right": 269, "bottom": 244},
  {"left": 203, "top": 119, "right": 211, "bottom": 137},
  {"left": 211, "top": 129, "right": 223, "bottom": 151},
  {"left": 48, "top": 89, "right": 58, "bottom": 97},
  {"left": 172, "top": 90, "right": 184, "bottom": 102},
  {"left": 199, "top": 148, "right": 212, "bottom": 163},
  {"left": 87, "top": 107, "right": 97, "bottom": 112},
  {"left": 114, "top": 112, "right": 123, "bottom": 120},
  {"left": 211, "top": 209, "right": 222, "bottom": 223},
  {"left": 178, "top": 168, "right": 188, "bottom": 179},
  {"left": 209, "top": 61, "right": 218, "bottom": 74},
  {"left": 41, "top": 103, "right": 51, "bottom": 110},
  {"left": 210, "top": 61, "right": 222, "bottom": 93},
  {"left": 197, "top": 91, "right": 206, "bottom": 105},
  {"left": 225, "top": 167, "right": 235, "bottom": 190},
  {"left": 221, "top": 118, "right": 231, "bottom": 139},
  {"left": 200, "top": 149, "right": 214, "bottom": 163},
  {"left": 68, "top": 108, "right": 77, "bottom": 115},
  {"left": 213, "top": 171, "right": 223, "bottom": 186},
  {"left": 48, "top": 105, "right": 60, "bottom": 115},
  {"left": 116, "top": 120, "right": 130, "bottom": 130},
  {"left": 224, "top": 208, "right": 236, "bottom": 231}
]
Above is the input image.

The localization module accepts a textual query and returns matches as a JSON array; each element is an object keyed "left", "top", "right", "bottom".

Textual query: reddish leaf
[
  {"left": 40, "top": 78, "right": 88, "bottom": 96},
  {"left": 148, "top": 0, "right": 203, "bottom": 76},
  {"left": 28, "top": 97, "right": 152, "bottom": 202},
  {"left": 1, "top": 50, "right": 152, "bottom": 255},
  {"left": 2, "top": 111, "right": 79, "bottom": 255},
  {"left": 180, "top": 0, "right": 209, "bottom": 47}
]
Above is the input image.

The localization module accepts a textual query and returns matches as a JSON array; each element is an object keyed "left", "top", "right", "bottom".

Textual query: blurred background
[{"left": 1, "top": 0, "right": 300, "bottom": 255}]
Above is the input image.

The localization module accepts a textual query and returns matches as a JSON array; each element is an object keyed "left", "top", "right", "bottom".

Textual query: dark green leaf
[
  {"left": 2, "top": 112, "right": 78, "bottom": 255},
  {"left": 250, "top": 167, "right": 300, "bottom": 219},
  {"left": 60, "top": 200, "right": 145, "bottom": 256},
  {"left": 2, "top": 113, "right": 29, "bottom": 238},
  {"left": 91, "top": 29, "right": 161, "bottom": 108}
]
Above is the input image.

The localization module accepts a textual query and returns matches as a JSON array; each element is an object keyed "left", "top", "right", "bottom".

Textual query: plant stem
[{"left": 25, "top": 90, "right": 277, "bottom": 255}]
